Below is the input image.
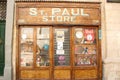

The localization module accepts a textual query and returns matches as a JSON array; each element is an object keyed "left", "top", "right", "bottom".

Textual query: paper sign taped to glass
[
  {"left": 56, "top": 50, "right": 64, "bottom": 54},
  {"left": 56, "top": 31, "right": 64, "bottom": 42},
  {"left": 57, "top": 42, "right": 63, "bottom": 49}
]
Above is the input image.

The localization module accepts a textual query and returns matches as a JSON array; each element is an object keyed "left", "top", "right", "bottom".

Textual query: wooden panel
[
  {"left": 17, "top": 3, "right": 100, "bottom": 25},
  {"left": 35, "top": 70, "right": 50, "bottom": 79},
  {"left": 18, "top": 8, "right": 100, "bottom": 25},
  {"left": 75, "top": 69, "right": 97, "bottom": 79},
  {"left": 20, "top": 70, "right": 50, "bottom": 79},
  {"left": 20, "top": 70, "right": 34, "bottom": 78},
  {"left": 16, "top": 2, "right": 100, "bottom": 8},
  {"left": 54, "top": 70, "right": 71, "bottom": 79},
  {"left": 88, "top": 70, "right": 97, "bottom": 78}
]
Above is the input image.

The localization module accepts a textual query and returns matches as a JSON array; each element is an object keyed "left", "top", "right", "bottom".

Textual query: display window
[
  {"left": 74, "top": 28, "right": 97, "bottom": 66},
  {"left": 18, "top": 26, "right": 99, "bottom": 80}
]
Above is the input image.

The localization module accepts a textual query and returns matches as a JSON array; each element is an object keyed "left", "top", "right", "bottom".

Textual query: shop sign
[
  {"left": 18, "top": 8, "right": 100, "bottom": 25},
  {"left": 29, "top": 8, "right": 89, "bottom": 22}
]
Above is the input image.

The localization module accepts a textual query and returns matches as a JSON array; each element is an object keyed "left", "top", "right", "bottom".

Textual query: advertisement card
[
  {"left": 56, "top": 50, "right": 64, "bottom": 54},
  {"left": 57, "top": 42, "right": 63, "bottom": 49},
  {"left": 56, "top": 31, "right": 64, "bottom": 42}
]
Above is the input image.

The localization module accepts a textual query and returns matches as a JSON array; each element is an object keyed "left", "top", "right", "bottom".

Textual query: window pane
[
  {"left": 20, "top": 28, "right": 34, "bottom": 67},
  {"left": 36, "top": 28, "right": 50, "bottom": 67},
  {"left": 75, "top": 28, "right": 96, "bottom": 44},
  {"left": 74, "top": 28, "right": 97, "bottom": 66},
  {"left": 54, "top": 28, "right": 70, "bottom": 66}
]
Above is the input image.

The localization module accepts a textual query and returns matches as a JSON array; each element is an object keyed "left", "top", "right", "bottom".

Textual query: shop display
[
  {"left": 20, "top": 28, "right": 34, "bottom": 67},
  {"left": 75, "top": 28, "right": 83, "bottom": 39},
  {"left": 74, "top": 28, "right": 97, "bottom": 66},
  {"left": 18, "top": 26, "right": 99, "bottom": 80},
  {"left": 83, "top": 29, "right": 96, "bottom": 44},
  {"left": 54, "top": 28, "right": 70, "bottom": 66},
  {"left": 75, "top": 54, "right": 96, "bottom": 66},
  {"left": 36, "top": 28, "right": 50, "bottom": 67}
]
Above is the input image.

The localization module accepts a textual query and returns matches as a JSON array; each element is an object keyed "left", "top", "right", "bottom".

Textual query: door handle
[{"left": 0, "top": 38, "right": 3, "bottom": 44}]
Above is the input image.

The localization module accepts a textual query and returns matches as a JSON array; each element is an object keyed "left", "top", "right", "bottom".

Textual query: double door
[{"left": 17, "top": 26, "right": 99, "bottom": 80}]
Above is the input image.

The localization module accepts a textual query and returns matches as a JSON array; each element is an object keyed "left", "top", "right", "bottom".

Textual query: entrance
[{"left": 17, "top": 26, "right": 99, "bottom": 80}]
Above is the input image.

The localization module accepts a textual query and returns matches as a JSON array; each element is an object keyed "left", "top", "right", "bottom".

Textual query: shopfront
[{"left": 15, "top": 2, "right": 102, "bottom": 80}]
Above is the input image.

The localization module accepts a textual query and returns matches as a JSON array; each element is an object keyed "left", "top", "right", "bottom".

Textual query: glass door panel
[
  {"left": 20, "top": 28, "right": 34, "bottom": 67},
  {"left": 54, "top": 28, "right": 70, "bottom": 66},
  {"left": 74, "top": 28, "right": 97, "bottom": 66},
  {"left": 36, "top": 27, "right": 50, "bottom": 67}
]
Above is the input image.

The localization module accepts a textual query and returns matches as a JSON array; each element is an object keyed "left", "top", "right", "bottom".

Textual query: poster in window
[
  {"left": 83, "top": 29, "right": 95, "bottom": 44},
  {"left": 56, "top": 50, "right": 64, "bottom": 54},
  {"left": 57, "top": 42, "right": 63, "bottom": 49},
  {"left": 75, "top": 29, "right": 83, "bottom": 44},
  {"left": 56, "top": 31, "right": 64, "bottom": 42},
  {"left": 21, "top": 53, "right": 33, "bottom": 67},
  {"left": 58, "top": 55, "right": 66, "bottom": 65}
]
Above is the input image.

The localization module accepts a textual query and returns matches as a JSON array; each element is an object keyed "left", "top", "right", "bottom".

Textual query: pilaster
[{"left": 4, "top": 0, "right": 14, "bottom": 80}]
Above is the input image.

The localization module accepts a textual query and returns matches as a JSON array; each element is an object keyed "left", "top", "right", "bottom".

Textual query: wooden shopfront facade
[{"left": 15, "top": 1, "right": 102, "bottom": 80}]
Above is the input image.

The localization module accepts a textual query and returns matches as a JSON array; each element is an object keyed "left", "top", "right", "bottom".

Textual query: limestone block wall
[
  {"left": 103, "top": 2, "right": 120, "bottom": 80},
  {"left": 104, "top": 63, "right": 120, "bottom": 80}
]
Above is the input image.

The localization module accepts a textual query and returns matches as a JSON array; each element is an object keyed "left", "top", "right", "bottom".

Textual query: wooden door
[{"left": 53, "top": 27, "right": 72, "bottom": 80}]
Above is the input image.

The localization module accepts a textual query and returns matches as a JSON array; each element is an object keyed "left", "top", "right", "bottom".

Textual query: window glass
[
  {"left": 36, "top": 28, "right": 50, "bottom": 66},
  {"left": 54, "top": 28, "right": 70, "bottom": 66},
  {"left": 74, "top": 28, "right": 97, "bottom": 66},
  {"left": 20, "top": 28, "right": 34, "bottom": 67}
]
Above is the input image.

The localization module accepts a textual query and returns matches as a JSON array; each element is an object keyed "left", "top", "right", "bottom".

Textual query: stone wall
[{"left": 103, "top": 2, "right": 120, "bottom": 80}]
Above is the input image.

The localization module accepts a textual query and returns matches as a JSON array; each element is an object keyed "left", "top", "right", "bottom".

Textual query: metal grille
[{"left": 0, "top": 1, "right": 7, "bottom": 20}]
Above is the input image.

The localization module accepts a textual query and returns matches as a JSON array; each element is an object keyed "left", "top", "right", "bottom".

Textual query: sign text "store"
[{"left": 29, "top": 8, "right": 90, "bottom": 22}]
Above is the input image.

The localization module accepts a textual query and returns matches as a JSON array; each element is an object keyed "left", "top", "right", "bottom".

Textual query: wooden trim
[
  {"left": 16, "top": 2, "right": 100, "bottom": 8},
  {"left": 18, "top": 26, "right": 21, "bottom": 79},
  {"left": 71, "top": 27, "right": 75, "bottom": 80},
  {"left": 15, "top": 0, "right": 101, "bottom": 4},
  {"left": 33, "top": 28, "right": 37, "bottom": 68},
  {"left": 15, "top": 8, "right": 20, "bottom": 80},
  {"left": 98, "top": 27, "right": 102, "bottom": 80},
  {"left": 16, "top": 25, "right": 19, "bottom": 80}
]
